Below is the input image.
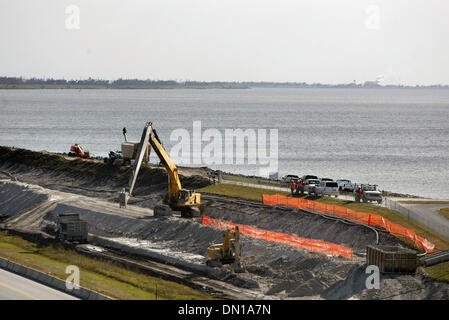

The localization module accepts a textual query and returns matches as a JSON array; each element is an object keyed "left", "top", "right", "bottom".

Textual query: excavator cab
[
  {"left": 178, "top": 190, "right": 190, "bottom": 202},
  {"left": 170, "top": 188, "right": 200, "bottom": 217}
]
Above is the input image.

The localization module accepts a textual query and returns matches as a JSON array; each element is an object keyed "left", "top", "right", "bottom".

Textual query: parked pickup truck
[
  {"left": 304, "top": 179, "right": 320, "bottom": 195},
  {"left": 315, "top": 181, "right": 339, "bottom": 198},
  {"left": 354, "top": 184, "right": 382, "bottom": 204},
  {"left": 282, "top": 174, "right": 299, "bottom": 182},
  {"left": 336, "top": 179, "right": 356, "bottom": 192},
  {"left": 301, "top": 175, "right": 318, "bottom": 182}
]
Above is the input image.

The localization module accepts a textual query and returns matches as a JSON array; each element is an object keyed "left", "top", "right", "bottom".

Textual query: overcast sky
[{"left": 1, "top": 0, "right": 448, "bottom": 85}]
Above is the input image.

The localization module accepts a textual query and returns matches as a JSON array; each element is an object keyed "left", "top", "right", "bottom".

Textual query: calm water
[{"left": 1, "top": 88, "right": 449, "bottom": 199}]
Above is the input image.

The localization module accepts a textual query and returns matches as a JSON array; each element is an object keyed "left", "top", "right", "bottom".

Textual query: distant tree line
[
  {"left": 0, "top": 76, "right": 448, "bottom": 89},
  {"left": 0, "top": 77, "right": 106, "bottom": 86},
  {"left": 0, "top": 77, "right": 178, "bottom": 87}
]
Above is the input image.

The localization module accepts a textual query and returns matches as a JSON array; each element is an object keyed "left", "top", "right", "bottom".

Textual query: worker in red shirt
[
  {"left": 297, "top": 179, "right": 304, "bottom": 195},
  {"left": 290, "top": 180, "right": 295, "bottom": 194}
]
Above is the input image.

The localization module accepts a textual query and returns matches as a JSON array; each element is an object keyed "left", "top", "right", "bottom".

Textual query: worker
[
  {"left": 298, "top": 179, "right": 304, "bottom": 195},
  {"left": 356, "top": 185, "right": 363, "bottom": 202},
  {"left": 290, "top": 180, "right": 295, "bottom": 194}
]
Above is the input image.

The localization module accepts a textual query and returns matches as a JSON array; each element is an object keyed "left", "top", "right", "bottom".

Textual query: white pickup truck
[
  {"left": 336, "top": 179, "right": 356, "bottom": 192},
  {"left": 304, "top": 179, "right": 320, "bottom": 195},
  {"left": 354, "top": 184, "right": 383, "bottom": 204}
]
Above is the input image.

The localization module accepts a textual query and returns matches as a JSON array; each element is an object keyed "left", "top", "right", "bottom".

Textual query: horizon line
[{"left": 1, "top": 76, "right": 449, "bottom": 88}]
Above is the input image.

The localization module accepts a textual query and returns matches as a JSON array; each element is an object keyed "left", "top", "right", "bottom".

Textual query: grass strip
[
  {"left": 0, "top": 232, "right": 213, "bottom": 300},
  {"left": 199, "top": 183, "right": 289, "bottom": 202},
  {"left": 398, "top": 201, "right": 449, "bottom": 205},
  {"left": 437, "top": 208, "right": 449, "bottom": 220}
]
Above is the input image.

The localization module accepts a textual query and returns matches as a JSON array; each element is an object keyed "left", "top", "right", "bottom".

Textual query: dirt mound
[
  {"left": 321, "top": 265, "right": 449, "bottom": 300},
  {"left": 2, "top": 148, "right": 449, "bottom": 299},
  {"left": 0, "top": 179, "right": 361, "bottom": 297},
  {"left": 0, "top": 146, "right": 211, "bottom": 190},
  {"left": 204, "top": 201, "right": 401, "bottom": 251},
  {"left": 0, "top": 182, "right": 50, "bottom": 217}
]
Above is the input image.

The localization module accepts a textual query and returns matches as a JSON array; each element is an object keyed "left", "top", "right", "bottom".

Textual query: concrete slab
[{"left": 0, "top": 258, "right": 7, "bottom": 268}]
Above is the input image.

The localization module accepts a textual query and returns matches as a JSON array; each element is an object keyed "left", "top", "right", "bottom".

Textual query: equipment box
[
  {"left": 62, "top": 221, "right": 88, "bottom": 241},
  {"left": 57, "top": 213, "right": 88, "bottom": 243},
  {"left": 366, "top": 245, "right": 417, "bottom": 273},
  {"left": 121, "top": 141, "right": 139, "bottom": 159}
]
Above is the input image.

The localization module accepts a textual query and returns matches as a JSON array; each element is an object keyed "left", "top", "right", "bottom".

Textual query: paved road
[
  {"left": 0, "top": 268, "right": 78, "bottom": 300},
  {"left": 398, "top": 202, "right": 449, "bottom": 238}
]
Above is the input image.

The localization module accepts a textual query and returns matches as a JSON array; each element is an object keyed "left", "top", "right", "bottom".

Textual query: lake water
[{"left": 1, "top": 88, "right": 449, "bottom": 199}]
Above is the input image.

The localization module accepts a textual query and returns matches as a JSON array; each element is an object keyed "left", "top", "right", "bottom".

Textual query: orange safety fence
[
  {"left": 262, "top": 194, "right": 438, "bottom": 253},
  {"left": 201, "top": 215, "right": 353, "bottom": 259}
]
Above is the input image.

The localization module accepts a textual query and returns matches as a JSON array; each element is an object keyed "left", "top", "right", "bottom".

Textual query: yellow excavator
[
  {"left": 119, "top": 122, "right": 201, "bottom": 218},
  {"left": 207, "top": 226, "right": 245, "bottom": 273}
]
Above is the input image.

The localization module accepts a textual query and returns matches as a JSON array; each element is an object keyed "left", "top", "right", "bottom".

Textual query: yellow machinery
[
  {"left": 207, "top": 226, "right": 245, "bottom": 272},
  {"left": 119, "top": 122, "right": 201, "bottom": 217}
]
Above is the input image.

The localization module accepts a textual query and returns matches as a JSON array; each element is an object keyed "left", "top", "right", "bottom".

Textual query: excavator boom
[
  {"left": 119, "top": 122, "right": 201, "bottom": 217},
  {"left": 148, "top": 129, "right": 183, "bottom": 199},
  {"left": 126, "top": 122, "right": 153, "bottom": 198}
]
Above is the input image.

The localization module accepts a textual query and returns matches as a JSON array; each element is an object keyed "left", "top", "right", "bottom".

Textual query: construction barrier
[
  {"left": 262, "top": 194, "right": 438, "bottom": 253},
  {"left": 201, "top": 215, "right": 353, "bottom": 259}
]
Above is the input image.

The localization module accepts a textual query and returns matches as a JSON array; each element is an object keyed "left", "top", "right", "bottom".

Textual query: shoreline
[
  {"left": 0, "top": 84, "right": 249, "bottom": 90},
  {"left": 1, "top": 84, "right": 449, "bottom": 90},
  {"left": 0, "top": 145, "right": 426, "bottom": 200}
]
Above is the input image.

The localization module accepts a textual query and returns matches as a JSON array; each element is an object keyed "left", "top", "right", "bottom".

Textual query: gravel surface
[
  {"left": 1, "top": 154, "right": 449, "bottom": 299},
  {"left": 204, "top": 201, "right": 400, "bottom": 251}
]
